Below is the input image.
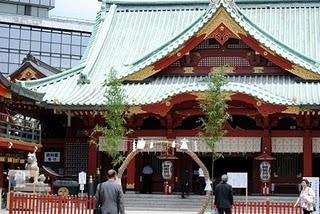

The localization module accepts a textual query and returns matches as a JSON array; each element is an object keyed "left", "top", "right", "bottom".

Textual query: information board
[
  {"left": 227, "top": 172, "right": 248, "bottom": 188},
  {"left": 78, "top": 171, "right": 87, "bottom": 185}
]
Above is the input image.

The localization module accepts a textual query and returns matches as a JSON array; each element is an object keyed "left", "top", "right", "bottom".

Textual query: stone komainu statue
[{"left": 25, "top": 152, "right": 39, "bottom": 172}]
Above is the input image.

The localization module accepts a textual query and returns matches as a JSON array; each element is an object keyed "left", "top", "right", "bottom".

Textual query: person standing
[
  {"left": 198, "top": 167, "right": 205, "bottom": 195},
  {"left": 181, "top": 169, "right": 189, "bottom": 199},
  {"left": 95, "top": 169, "right": 125, "bottom": 214},
  {"left": 294, "top": 179, "right": 315, "bottom": 214},
  {"left": 214, "top": 174, "right": 234, "bottom": 214},
  {"left": 142, "top": 164, "right": 153, "bottom": 194}
]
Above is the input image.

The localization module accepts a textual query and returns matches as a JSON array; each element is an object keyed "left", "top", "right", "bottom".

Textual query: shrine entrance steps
[{"left": 124, "top": 192, "right": 297, "bottom": 212}]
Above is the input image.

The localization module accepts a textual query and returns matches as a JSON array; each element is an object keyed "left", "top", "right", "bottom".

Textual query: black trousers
[
  {"left": 303, "top": 209, "right": 312, "bottom": 214},
  {"left": 218, "top": 208, "right": 231, "bottom": 214},
  {"left": 181, "top": 184, "right": 188, "bottom": 198},
  {"left": 142, "top": 174, "right": 152, "bottom": 193},
  {"left": 198, "top": 177, "right": 205, "bottom": 195}
]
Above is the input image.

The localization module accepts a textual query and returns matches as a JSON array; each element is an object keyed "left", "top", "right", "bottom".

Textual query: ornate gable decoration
[{"left": 123, "top": 0, "right": 320, "bottom": 81}]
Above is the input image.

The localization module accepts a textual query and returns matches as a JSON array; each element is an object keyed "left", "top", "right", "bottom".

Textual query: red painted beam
[
  {"left": 0, "top": 139, "right": 41, "bottom": 152},
  {"left": 161, "top": 66, "right": 285, "bottom": 75},
  {"left": 239, "top": 34, "right": 293, "bottom": 70},
  {"left": 153, "top": 35, "right": 206, "bottom": 71}
]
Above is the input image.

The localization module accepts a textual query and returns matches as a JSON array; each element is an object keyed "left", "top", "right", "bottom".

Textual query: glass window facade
[{"left": 0, "top": 22, "right": 91, "bottom": 74}]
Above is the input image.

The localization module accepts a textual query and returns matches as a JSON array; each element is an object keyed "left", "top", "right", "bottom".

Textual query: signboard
[
  {"left": 260, "top": 161, "right": 271, "bottom": 182},
  {"left": 162, "top": 161, "right": 173, "bottom": 180},
  {"left": 304, "top": 177, "right": 319, "bottom": 214},
  {"left": 227, "top": 172, "right": 248, "bottom": 188},
  {"left": 80, "top": 184, "right": 84, "bottom": 191},
  {"left": 78, "top": 171, "right": 87, "bottom": 185},
  {"left": 44, "top": 152, "right": 60, "bottom": 162}
]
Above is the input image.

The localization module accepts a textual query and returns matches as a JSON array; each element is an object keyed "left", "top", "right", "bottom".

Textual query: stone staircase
[
  {"left": 124, "top": 192, "right": 297, "bottom": 212},
  {"left": 124, "top": 192, "right": 207, "bottom": 211}
]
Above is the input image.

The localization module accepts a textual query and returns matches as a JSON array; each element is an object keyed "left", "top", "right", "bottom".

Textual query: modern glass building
[{"left": 0, "top": 0, "right": 94, "bottom": 75}]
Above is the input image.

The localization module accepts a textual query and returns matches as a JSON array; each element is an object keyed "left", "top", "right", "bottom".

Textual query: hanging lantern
[
  {"left": 194, "top": 141, "right": 198, "bottom": 152},
  {"left": 171, "top": 141, "right": 176, "bottom": 148},
  {"left": 137, "top": 138, "right": 146, "bottom": 150},
  {"left": 180, "top": 138, "right": 189, "bottom": 150},
  {"left": 132, "top": 139, "right": 137, "bottom": 151},
  {"left": 150, "top": 141, "right": 154, "bottom": 149}
]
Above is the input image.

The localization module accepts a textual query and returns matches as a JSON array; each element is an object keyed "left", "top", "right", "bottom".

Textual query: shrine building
[{"left": 15, "top": 0, "right": 320, "bottom": 194}]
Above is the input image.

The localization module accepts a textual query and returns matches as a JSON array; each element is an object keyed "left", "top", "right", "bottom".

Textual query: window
[
  {"left": 9, "top": 39, "right": 20, "bottom": 49},
  {"left": 10, "top": 27, "right": 20, "bottom": 39},
  {"left": 0, "top": 26, "right": 9, "bottom": 37},
  {"left": 41, "top": 30, "right": 51, "bottom": 42},
  {"left": 52, "top": 32, "right": 61, "bottom": 43},
  {"left": 72, "top": 34, "right": 81, "bottom": 45},
  {"left": 81, "top": 35, "right": 90, "bottom": 46},
  {"left": 0, "top": 63, "right": 8, "bottom": 74},
  {"left": 31, "top": 29, "right": 41, "bottom": 41},
  {"left": 9, "top": 63, "right": 18, "bottom": 73},
  {"left": 21, "top": 27, "right": 31, "bottom": 40},
  {"left": 25, "top": 5, "right": 32, "bottom": 16},
  {"left": 61, "top": 44, "right": 71, "bottom": 54},
  {"left": 62, "top": 33, "right": 71, "bottom": 44},
  {"left": 51, "top": 57, "right": 60, "bottom": 67},
  {"left": 41, "top": 42, "right": 50, "bottom": 52},
  {"left": 31, "top": 41, "right": 41, "bottom": 51},
  {"left": 0, "top": 52, "right": 8, "bottom": 62},
  {"left": 40, "top": 55, "right": 50, "bottom": 64},
  {"left": 20, "top": 40, "right": 30, "bottom": 50},
  {"left": 0, "top": 38, "right": 9, "bottom": 48},
  {"left": 9, "top": 53, "right": 20, "bottom": 63},
  {"left": 71, "top": 45, "right": 80, "bottom": 55},
  {"left": 51, "top": 43, "right": 61, "bottom": 53}
]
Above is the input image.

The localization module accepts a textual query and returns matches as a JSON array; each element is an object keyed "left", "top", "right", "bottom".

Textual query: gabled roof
[
  {"left": 0, "top": 73, "right": 44, "bottom": 101},
  {"left": 10, "top": 53, "right": 60, "bottom": 80},
  {"left": 18, "top": 0, "right": 320, "bottom": 107},
  {"left": 120, "top": 1, "right": 320, "bottom": 80}
]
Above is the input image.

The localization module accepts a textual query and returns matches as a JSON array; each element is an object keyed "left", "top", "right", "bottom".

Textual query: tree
[
  {"left": 199, "top": 68, "right": 230, "bottom": 208},
  {"left": 94, "top": 68, "right": 128, "bottom": 167}
]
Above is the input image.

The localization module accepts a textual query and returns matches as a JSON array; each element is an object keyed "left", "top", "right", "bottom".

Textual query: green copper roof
[
  {"left": 27, "top": 75, "right": 320, "bottom": 108},
  {"left": 116, "top": 1, "right": 320, "bottom": 79},
  {"left": 18, "top": 0, "right": 320, "bottom": 107}
]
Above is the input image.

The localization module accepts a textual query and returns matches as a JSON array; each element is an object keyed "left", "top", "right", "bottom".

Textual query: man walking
[
  {"left": 95, "top": 169, "right": 125, "bottom": 214},
  {"left": 142, "top": 163, "right": 153, "bottom": 193},
  {"left": 214, "top": 174, "right": 233, "bottom": 214}
]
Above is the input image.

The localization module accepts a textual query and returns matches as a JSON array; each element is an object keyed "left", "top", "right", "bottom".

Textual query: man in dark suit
[
  {"left": 214, "top": 174, "right": 234, "bottom": 214},
  {"left": 95, "top": 169, "right": 125, "bottom": 214}
]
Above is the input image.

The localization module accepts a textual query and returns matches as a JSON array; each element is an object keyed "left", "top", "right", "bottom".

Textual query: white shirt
[
  {"left": 298, "top": 187, "right": 315, "bottom": 211},
  {"left": 142, "top": 165, "right": 153, "bottom": 175},
  {"left": 198, "top": 168, "right": 204, "bottom": 177}
]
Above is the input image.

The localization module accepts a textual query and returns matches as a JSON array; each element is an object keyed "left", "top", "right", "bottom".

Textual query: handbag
[{"left": 94, "top": 183, "right": 103, "bottom": 214}]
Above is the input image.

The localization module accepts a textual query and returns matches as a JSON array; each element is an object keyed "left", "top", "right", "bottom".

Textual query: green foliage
[
  {"left": 95, "top": 69, "right": 128, "bottom": 166},
  {"left": 199, "top": 68, "right": 230, "bottom": 159}
]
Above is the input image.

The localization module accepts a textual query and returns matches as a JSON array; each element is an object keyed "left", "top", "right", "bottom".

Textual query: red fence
[
  {"left": 8, "top": 192, "right": 96, "bottom": 214},
  {"left": 8, "top": 192, "right": 302, "bottom": 214},
  {"left": 232, "top": 201, "right": 302, "bottom": 214}
]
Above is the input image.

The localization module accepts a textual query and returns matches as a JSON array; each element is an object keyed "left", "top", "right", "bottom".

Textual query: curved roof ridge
[
  {"left": 105, "top": 0, "right": 320, "bottom": 5},
  {"left": 119, "top": 0, "right": 320, "bottom": 80},
  {"left": 82, "top": 4, "right": 118, "bottom": 77},
  {"left": 235, "top": 6, "right": 320, "bottom": 67},
  {"left": 18, "top": 64, "right": 85, "bottom": 89}
]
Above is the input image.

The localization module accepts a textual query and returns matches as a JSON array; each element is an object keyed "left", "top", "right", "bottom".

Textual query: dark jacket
[
  {"left": 214, "top": 182, "right": 234, "bottom": 209},
  {"left": 95, "top": 180, "right": 125, "bottom": 214}
]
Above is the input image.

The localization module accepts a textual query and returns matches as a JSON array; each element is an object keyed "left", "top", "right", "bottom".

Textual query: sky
[{"left": 51, "top": 0, "right": 101, "bottom": 21}]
